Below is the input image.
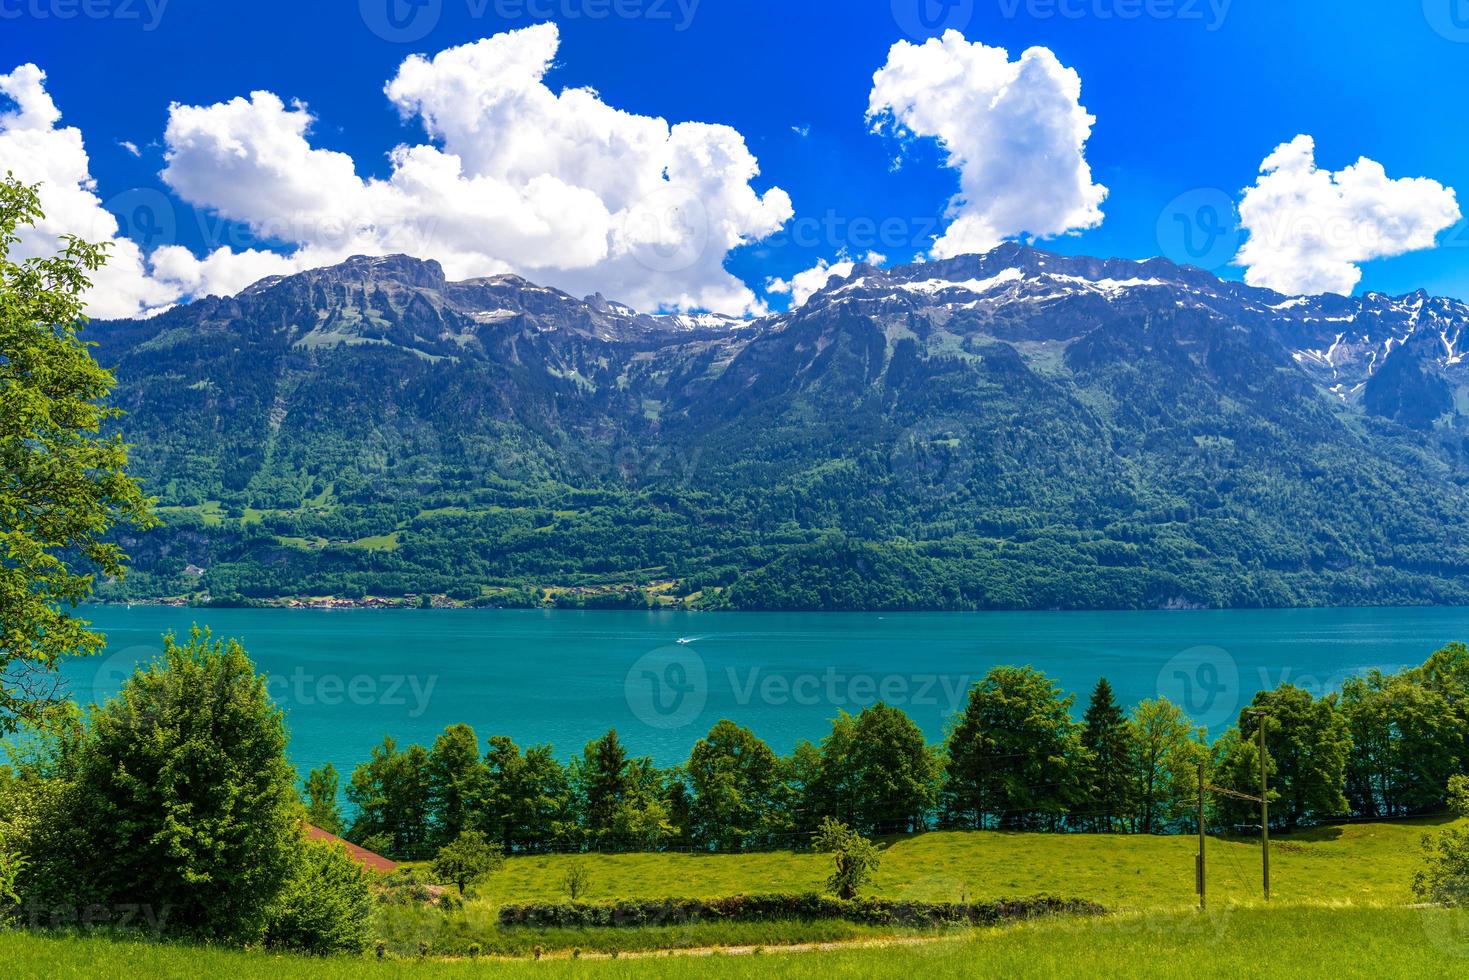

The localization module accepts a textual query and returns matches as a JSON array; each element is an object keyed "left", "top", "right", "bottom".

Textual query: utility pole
[
  {"left": 1196, "top": 762, "right": 1206, "bottom": 911},
  {"left": 1252, "top": 710, "right": 1270, "bottom": 902},
  {"left": 1202, "top": 722, "right": 1271, "bottom": 905}
]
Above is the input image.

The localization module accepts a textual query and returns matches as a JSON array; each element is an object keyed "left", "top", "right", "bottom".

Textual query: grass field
[
  {"left": 470, "top": 818, "right": 1447, "bottom": 911},
  {"left": 6, "top": 906, "right": 1466, "bottom": 978},
  {"left": 3, "top": 819, "right": 1455, "bottom": 973}
]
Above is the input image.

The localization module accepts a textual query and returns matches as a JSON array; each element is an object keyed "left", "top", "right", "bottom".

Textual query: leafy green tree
[
  {"left": 813, "top": 817, "right": 880, "bottom": 900},
  {"left": 1411, "top": 773, "right": 1469, "bottom": 907},
  {"left": 942, "top": 667, "right": 1084, "bottom": 830},
  {"left": 69, "top": 628, "right": 301, "bottom": 942},
  {"left": 1407, "top": 643, "right": 1469, "bottom": 769},
  {"left": 1127, "top": 698, "right": 1206, "bottom": 834},
  {"left": 0, "top": 843, "right": 24, "bottom": 910},
  {"left": 1078, "top": 678, "right": 1134, "bottom": 832},
  {"left": 0, "top": 175, "right": 156, "bottom": 732},
  {"left": 429, "top": 723, "right": 486, "bottom": 846},
  {"left": 781, "top": 740, "right": 825, "bottom": 834},
  {"left": 610, "top": 757, "right": 676, "bottom": 851},
  {"left": 263, "top": 837, "right": 374, "bottom": 955},
  {"left": 562, "top": 859, "right": 591, "bottom": 900},
  {"left": 304, "top": 763, "right": 343, "bottom": 835},
  {"left": 482, "top": 737, "right": 579, "bottom": 853},
  {"left": 815, "top": 704, "right": 937, "bottom": 835},
  {"left": 430, "top": 829, "right": 505, "bottom": 896},
  {"left": 687, "top": 720, "right": 788, "bottom": 851},
  {"left": 1341, "top": 671, "right": 1461, "bottom": 818},
  {"left": 1414, "top": 825, "right": 1469, "bottom": 907},
  {"left": 347, "top": 737, "right": 434, "bottom": 859},
  {"left": 1214, "top": 685, "right": 1350, "bottom": 830},
  {"left": 580, "top": 730, "right": 632, "bottom": 848}
]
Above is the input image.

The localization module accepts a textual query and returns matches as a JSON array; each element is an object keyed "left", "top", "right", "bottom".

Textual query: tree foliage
[
  {"left": 813, "top": 818, "right": 881, "bottom": 900},
  {"left": 0, "top": 175, "right": 154, "bottom": 732}
]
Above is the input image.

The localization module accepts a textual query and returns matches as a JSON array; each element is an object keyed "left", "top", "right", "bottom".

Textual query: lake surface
[{"left": 61, "top": 606, "right": 1469, "bottom": 776}]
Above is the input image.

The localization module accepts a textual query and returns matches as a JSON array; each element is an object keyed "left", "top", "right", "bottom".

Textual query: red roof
[{"left": 303, "top": 823, "right": 399, "bottom": 874}]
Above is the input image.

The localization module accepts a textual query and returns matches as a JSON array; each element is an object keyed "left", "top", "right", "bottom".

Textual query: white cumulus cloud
[
  {"left": 867, "top": 30, "right": 1106, "bottom": 259},
  {"left": 767, "top": 251, "right": 885, "bottom": 308},
  {"left": 159, "top": 23, "right": 793, "bottom": 315},
  {"left": 0, "top": 64, "right": 178, "bottom": 318},
  {"left": 1235, "top": 135, "right": 1461, "bottom": 296}
]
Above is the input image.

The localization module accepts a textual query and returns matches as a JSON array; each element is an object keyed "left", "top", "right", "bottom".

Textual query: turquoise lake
[{"left": 61, "top": 606, "right": 1469, "bottom": 776}]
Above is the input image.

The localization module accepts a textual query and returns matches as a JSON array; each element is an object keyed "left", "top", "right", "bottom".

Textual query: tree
[
  {"left": 942, "top": 667, "right": 1084, "bottom": 830},
  {"left": 813, "top": 817, "right": 880, "bottom": 900},
  {"left": 0, "top": 175, "right": 156, "bottom": 733},
  {"left": 580, "top": 730, "right": 631, "bottom": 849},
  {"left": 610, "top": 757, "right": 676, "bottom": 851},
  {"left": 68, "top": 628, "right": 301, "bottom": 942},
  {"left": 1079, "top": 678, "right": 1134, "bottom": 832},
  {"left": 562, "top": 860, "right": 592, "bottom": 900},
  {"left": 815, "top": 704, "right": 936, "bottom": 836},
  {"left": 430, "top": 829, "right": 505, "bottom": 896},
  {"left": 482, "top": 737, "right": 579, "bottom": 853},
  {"left": 347, "top": 737, "right": 434, "bottom": 859},
  {"left": 686, "top": 720, "right": 787, "bottom": 851},
  {"left": 1413, "top": 772, "right": 1469, "bottom": 907},
  {"left": 263, "top": 837, "right": 374, "bottom": 955},
  {"left": 1214, "top": 685, "right": 1350, "bottom": 830},
  {"left": 429, "top": 723, "right": 486, "bottom": 846},
  {"left": 1127, "top": 698, "right": 1206, "bottom": 834},
  {"left": 304, "top": 763, "right": 343, "bottom": 835},
  {"left": 1341, "top": 671, "right": 1461, "bottom": 818}
]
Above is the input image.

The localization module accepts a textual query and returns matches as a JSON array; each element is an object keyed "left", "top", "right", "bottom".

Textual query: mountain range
[{"left": 92, "top": 244, "right": 1469, "bottom": 610}]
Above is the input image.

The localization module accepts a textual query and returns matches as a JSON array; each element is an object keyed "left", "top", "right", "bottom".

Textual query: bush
[
  {"left": 497, "top": 894, "right": 1105, "bottom": 929},
  {"left": 263, "top": 837, "right": 374, "bottom": 955},
  {"left": 813, "top": 818, "right": 880, "bottom": 899},
  {"left": 60, "top": 629, "right": 301, "bottom": 943},
  {"left": 1415, "top": 827, "right": 1469, "bottom": 907}
]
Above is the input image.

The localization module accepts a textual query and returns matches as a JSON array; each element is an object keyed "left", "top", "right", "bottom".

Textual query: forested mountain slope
[{"left": 92, "top": 246, "right": 1469, "bottom": 609}]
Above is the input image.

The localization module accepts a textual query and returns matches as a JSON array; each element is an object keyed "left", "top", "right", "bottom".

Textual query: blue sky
[{"left": 5, "top": 0, "right": 1469, "bottom": 314}]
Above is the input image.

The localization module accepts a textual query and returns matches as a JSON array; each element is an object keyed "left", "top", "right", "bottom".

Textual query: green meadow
[{"left": 7, "top": 906, "right": 1465, "bottom": 979}]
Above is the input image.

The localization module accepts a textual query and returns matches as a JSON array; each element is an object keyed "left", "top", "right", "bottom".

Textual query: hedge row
[{"left": 498, "top": 894, "right": 1106, "bottom": 929}]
